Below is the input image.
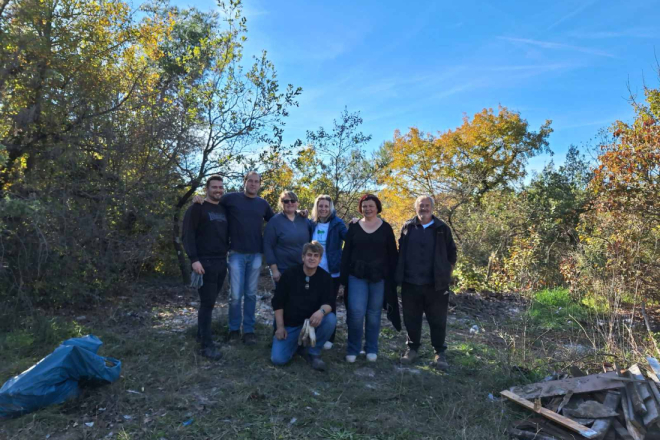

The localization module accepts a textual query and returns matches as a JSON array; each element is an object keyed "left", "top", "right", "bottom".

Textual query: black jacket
[{"left": 395, "top": 216, "right": 457, "bottom": 292}]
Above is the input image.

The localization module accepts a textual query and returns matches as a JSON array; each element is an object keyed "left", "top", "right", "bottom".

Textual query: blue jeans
[
  {"left": 271, "top": 313, "right": 337, "bottom": 365},
  {"left": 228, "top": 252, "right": 262, "bottom": 333},
  {"left": 346, "top": 275, "right": 384, "bottom": 356}
]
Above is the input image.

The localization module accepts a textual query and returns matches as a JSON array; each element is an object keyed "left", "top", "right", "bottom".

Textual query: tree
[
  {"left": 379, "top": 106, "right": 552, "bottom": 241},
  {"left": 295, "top": 108, "right": 381, "bottom": 218},
  {"left": 163, "top": 2, "right": 301, "bottom": 282}
]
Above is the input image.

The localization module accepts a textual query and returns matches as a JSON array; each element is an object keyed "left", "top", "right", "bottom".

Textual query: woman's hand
[{"left": 271, "top": 267, "right": 281, "bottom": 282}]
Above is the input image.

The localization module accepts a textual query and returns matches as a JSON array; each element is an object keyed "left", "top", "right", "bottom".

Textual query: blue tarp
[{"left": 0, "top": 335, "right": 121, "bottom": 418}]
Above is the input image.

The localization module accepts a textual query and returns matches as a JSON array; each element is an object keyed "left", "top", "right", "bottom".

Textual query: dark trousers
[
  {"left": 328, "top": 277, "right": 341, "bottom": 343},
  {"left": 197, "top": 258, "right": 228, "bottom": 348},
  {"left": 401, "top": 282, "right": 449, "bottom": 354}
]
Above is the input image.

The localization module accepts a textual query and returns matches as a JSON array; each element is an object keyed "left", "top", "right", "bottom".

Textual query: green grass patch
[{"left": 527, "top": 288, "right": 592, "bottom": 329}]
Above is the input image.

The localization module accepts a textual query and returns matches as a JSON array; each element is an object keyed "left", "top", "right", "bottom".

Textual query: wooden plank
[
  {"left": 621, "top": 388, "right": 646, "bottom": 440},
  {"left": 611, "top": 418, "right": 634, "bottom": 440},
  {"left": 591, "top": 391, "right": 621, "bottom": 439},
  {"left": 501, "top": 390, "right": 599, "bottom": 438},
  {"left": 510, "top": 371, "right": 625, "bottom": 399},
  {"left": 625, "top": 370, "right": 648, "bottom": 415},
  {"left": 630, "top": 364, "right": 659, "bottom": 426}
]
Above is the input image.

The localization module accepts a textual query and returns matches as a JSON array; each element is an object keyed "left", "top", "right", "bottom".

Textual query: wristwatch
[{"left": 320, "top": 308, "right": 327, "bottom": 315}]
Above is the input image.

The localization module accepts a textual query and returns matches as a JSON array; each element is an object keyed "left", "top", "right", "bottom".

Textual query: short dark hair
[
  {"left": 358, "top": 194, "right": 382, "bottom": 214},
  {"left": 206, "top": 175, "right": 223, "bottom": 188},
  {"left": 303, "top": 241, "right": 324, "bottom": 257},
  {"left": 243, "top": 171, "right": 261, "bottom": 184}
]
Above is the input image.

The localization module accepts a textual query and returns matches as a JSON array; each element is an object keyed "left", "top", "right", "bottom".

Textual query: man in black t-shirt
[
  {"left": 271, "top": 242, "right": 336, "bottom": 371},
  {"left": 182, "top": 175, "right": 229, "bottom": 360}
]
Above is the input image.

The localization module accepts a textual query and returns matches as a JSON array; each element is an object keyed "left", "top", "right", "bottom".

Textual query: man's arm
[
  {"left": 272, "top": 272, "right": 289, "bottom": 339},
  {"left": 274, "top": 309, "right": 287, "bottom": 340},
  {"left": 264, "top": 200, "right": 275, "bottom": 222},
  {"left": 310, "top": 273, "right": 334, "bottom": 327},
  {"left": 182, "top": 205, "right": 204, "bottom": 274}
]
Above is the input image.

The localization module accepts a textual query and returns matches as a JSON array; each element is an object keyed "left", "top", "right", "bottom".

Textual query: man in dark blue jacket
[
  {"left": 182, "top": 175, "right": 229, "bottom": 360},
  {"left": 395, "top": 196, "right": 457, "bottom": 370}
]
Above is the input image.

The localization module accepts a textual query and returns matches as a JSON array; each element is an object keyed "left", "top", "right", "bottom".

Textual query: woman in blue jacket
[{"left": 310, "top": 195, "right": 348, "bottom": 349}]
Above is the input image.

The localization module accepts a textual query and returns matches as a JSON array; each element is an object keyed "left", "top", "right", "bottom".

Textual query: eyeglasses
[
  {"left": 305, "top": 276, "right": 310, "bottom": 290},
  {"left": 282, "top": 199, "right": 297, "bottom": 204}
]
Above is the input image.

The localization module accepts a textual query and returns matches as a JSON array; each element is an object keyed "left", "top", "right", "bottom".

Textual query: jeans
[
  {"left": 228, "top": 252, "right": 262, "bottom": 333},
  {"left": 271, "top": 313, "right": 337, "bottom": 365},
  {"left": 328, "top": 277, "right": 341, "bottom": 343},
  {"left": 197, "top": 258, "right": 227, "bottom": 348},
  {"left": 402, "top": 282, "right": 449, "bottom": 354},
  {"left": 346, "top": 275, "right": 384, "bottom": 356}
]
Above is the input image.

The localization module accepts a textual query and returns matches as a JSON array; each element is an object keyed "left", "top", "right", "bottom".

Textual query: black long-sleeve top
[
  {"left": 272, "top": 264, "right": 334, "bottom": 327},
  {"left": 340, "top": 220, "right": 398, "bottom": 286},
  {"left": 182, "top": 201, "right": 229, "bottom": 263}
]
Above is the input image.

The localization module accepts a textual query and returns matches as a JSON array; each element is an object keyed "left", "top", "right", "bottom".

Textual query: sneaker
[
  {"left": 366, "top": 353, "right": 377, "bottom": 362},
  {"left": 226, "top": 330, "right": 240, "bottom": 344},
  {"left": 201, "top": 345, "right": 223, "bottom": 360},
  {"left": 306, "top": 354, "right": 327, "bottom": 371},
  {"left": 323, "top": 341, "right": 333, "bottom": 350},
  {"left": 243, "top": 332, "right": 257, "bottom": 346},
  {"left": 345, "top": 355, "right": 357, "bottom": 363},
  {"left": 360, "top": 350, "right": 366, "bottom": 355},
  {"left": 434, "top": 352, "right": 449, "bottom": 371}
]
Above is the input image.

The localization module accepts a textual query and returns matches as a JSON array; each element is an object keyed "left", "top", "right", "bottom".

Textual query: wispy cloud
[
  {"left": 568, "top": 28, "right": 657, "bottom": 39},
  {"left": 498, "top": 36, "right": 616, "bottom": 58},
  {"left": 547, "top": 0, "right": 599, "bottom": 30}
]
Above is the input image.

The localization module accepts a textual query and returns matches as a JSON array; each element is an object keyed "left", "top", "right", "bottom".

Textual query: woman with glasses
[
  {"left": 310, "top": 195, "right": 348, "bottom": 349},
  {"left": 264, "top": 190, "right": 312, "bottom": 286},
  {"left": 340, "top": 194, "right": 398, "bottom": 363}
]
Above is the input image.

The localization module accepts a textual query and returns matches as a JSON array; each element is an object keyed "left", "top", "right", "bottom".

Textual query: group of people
[{"left": 182, "top": 171, "right": 457, "bottom": 371}]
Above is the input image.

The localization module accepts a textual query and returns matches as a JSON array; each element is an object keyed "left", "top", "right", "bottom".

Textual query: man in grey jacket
[{"left": 395, "top": 196, "right": 457, "bottom": 370}]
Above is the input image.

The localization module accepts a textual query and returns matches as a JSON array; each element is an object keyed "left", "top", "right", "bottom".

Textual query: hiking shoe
[
  {"left": 243, "top": 332, "right": 257, "bottom": 346},
  {"left": 306, "top": 354, "right": 327, "bottom": 371},
  {"left": 434, "top": 353, "right": 449, "bottom": 371},
  {"left": 366, "top": 353, "right": 377, "bottom": 362},
  {"left": 345, "top": 355, "right": 357, "bottom": 363},
  {"left": 201, "top": 345, "right": 223, "bottom": 360},
  {"left": 401, "top": 348, "right": 418, "bottom": 364},
  {"left": 226, "top": 330, "right": 241, "bottom": 344},
  {"left": 323, "top": 341, "right": 333, "bottom": 350}
]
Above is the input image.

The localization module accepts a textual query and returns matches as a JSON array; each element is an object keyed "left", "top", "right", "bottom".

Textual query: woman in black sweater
[{"left": 340, "top": 194, "right": 397, "bottom": 363}]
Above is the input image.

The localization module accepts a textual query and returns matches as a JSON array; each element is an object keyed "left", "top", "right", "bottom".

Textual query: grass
[
  {"left": 0, "top": 283, "right": 608, "bottom": 440},
  {"left": 526, "top": 288, "right": 595, "bottom": 330}
]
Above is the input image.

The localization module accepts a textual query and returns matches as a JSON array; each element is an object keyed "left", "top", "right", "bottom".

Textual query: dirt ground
[{"left": 0, "top": 270, "right": 563, "bottom": 440}]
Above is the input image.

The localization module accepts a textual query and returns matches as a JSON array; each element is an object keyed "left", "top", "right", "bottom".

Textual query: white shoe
[
  {"left": 323, "top": 341, "right": 333, "bottom": 350},
  {"left": 345, "top": 355, "right": 357, "bottom": 363},
  {"left": 366, "top": 353, "right": 377, "bottom": 362},
  {"left": 360, "top": 350, "right": 366, "bottom": 355}
]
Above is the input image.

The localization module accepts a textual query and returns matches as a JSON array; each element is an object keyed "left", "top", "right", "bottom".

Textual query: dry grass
[{"left": 2, "top": 281, "right": 646, "bottom": 440}]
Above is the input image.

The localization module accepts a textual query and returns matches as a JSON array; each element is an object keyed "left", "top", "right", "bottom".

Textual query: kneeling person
[{"left": 271, "top": 241, "right": 337, "bottom": 371}]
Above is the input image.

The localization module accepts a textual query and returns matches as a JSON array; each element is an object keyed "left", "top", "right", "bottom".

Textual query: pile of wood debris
[{"left": 502, "top": 357, "right": 660, "bottom": 439}]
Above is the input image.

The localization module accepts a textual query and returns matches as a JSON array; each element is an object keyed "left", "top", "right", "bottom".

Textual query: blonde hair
[
  {"left": 277, "top": 190, "right": 298, "bottom": 211},
  {"left": 311, "top": 194, "right": 335, "bottom": 222}
]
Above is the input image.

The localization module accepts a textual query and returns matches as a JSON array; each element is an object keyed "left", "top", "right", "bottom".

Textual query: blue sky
[{"left": 175, "top": 0, "right": 660, "bottom": 173}]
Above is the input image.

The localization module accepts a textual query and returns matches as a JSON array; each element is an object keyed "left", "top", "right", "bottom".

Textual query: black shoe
[
  {"left": 401, "top": 348, "right": 418, "bottom": 364},
  {"left": 305, "top": 354, "right": 327, "bottom": 371},
  {"left": 201, "top": 345, "right": 223, "bottom": 360},
  {"left": 243, "top": 332, "right": 257, "bottom": 346},
  {"left": 434, "top": 352, "right": 449, "bottom": 371},
  {"left": 226, "top": 330, "right": 240, "bottom": 344}
]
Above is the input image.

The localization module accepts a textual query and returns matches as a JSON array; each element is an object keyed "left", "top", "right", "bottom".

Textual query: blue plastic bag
[{"left": 0, "top": 335, "right": 121, "bottom": 418}]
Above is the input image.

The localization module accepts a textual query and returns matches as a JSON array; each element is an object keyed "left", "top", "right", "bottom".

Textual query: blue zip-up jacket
[{"left": 311, "top": 213, "right": 348, "bottom": 275}]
